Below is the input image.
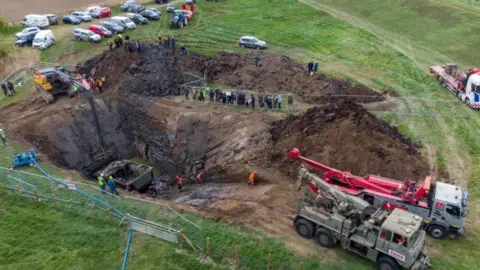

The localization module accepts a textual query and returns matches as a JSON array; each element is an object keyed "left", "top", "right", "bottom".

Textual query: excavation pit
[{"left": 2, "top": 46, "right": 433, "bottom": 229}]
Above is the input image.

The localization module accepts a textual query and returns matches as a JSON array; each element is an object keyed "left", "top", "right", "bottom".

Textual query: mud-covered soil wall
[{"left": 268, "top": 102, "right": 431, "bottom": 180}]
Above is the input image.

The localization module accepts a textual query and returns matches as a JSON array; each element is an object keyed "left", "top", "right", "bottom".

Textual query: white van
[
  {"left": 22, "top": 14, "right": 49, "bottom": 29},
  {"left": 32, "top": 30, "right": 55, "bottom": 50},
  {"left": 111, "top": 16, "right": 136, "bottom": 29}
]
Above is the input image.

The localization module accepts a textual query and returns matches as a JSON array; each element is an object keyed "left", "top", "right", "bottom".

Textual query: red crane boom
[{"left": 287, "top": 148, "right": 430, "bottom": 204}]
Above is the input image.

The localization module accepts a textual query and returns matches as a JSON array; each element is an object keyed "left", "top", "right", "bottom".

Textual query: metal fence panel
[{"left": 128, "top": 214, "right": 180, "bottom": 244}]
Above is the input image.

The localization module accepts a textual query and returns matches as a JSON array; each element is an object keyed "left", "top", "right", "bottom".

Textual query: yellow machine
[{"left": 33, "top": 67, "right": 78, "bottom": 104}]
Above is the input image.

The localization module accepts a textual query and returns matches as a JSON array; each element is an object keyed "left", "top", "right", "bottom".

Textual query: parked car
[
  {"left": 155, "top": 0, "right": 169, "bottom": 3},
  {"left": 120, "top": 3, "right": 145, "bottom": 13},
  {"left": 84, "top": 6, "right": 101, "bottom": 16},
  {"left": 15, "top": 27, "right": 40, "bottom": 39},
  {"left": 97, "top": 7, "right": 112, "bottom": 18},
  {"left": 166, "top": 4, "right": 175, "bottom": 13},
  {"left": 148, "top": 8, "right": 162, "bottom": 16},
  {"left": 21, "top": 14, "right": 49, "bottom": 29},
  {"left": 62, "top": 15, "right": 81, "bottom": 25},
  {"left": 32, "top": 30, "right": 55, "bottom": 50},
  {"left": 85, "top": 6, "right": 112, "bottom": 18},
  {"left": 45, "top": 14, "right": 58, "bottom": 25},
  {"left": 71, "top": 12, "right": 92, "bottom": 22},
  {"left": 185, "top": 0, "right": 196, "bottom": 4},
  {"left": 126, "top": 13, "right": 148, "bottom": 25},
  {"left": 72, "top": 28, "right": 101, "bottom": 42},
  {"left": 15, "top": 31, "right": 37, "bottom": 47},
  {"left": 88, "top": 25, "right": 112, "bottom": 37},
  {"left": 111, "top": 16, "right": 136, "bottom": 29},
  {"left": 238, "top": 36, "right": 267, "bottom": 49},
  {"left": 99, "top": 21, "right": 124, "bottom": 33},
  {"left": 139, "top": 10, "right": 160, "bottom": 20}
]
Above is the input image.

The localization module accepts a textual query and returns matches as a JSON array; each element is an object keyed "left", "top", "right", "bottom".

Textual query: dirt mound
[
  {"left": 268, "top": 101, "right": 430, "bottom": 181},
  {"left": 204, "top": 52, "right": 385, "bottom": 102},
  {"left": 77, "top": 44, "right": 384, "bottom": 102}
]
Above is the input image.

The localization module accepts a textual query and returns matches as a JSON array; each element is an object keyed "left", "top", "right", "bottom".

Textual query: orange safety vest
[
  {"left": 97, "top": 79, "right": 103, "bottom": 87},
  {"left": 249, "top": 171, "right": 256, "bottom": 182},
  {"left": 176, "top": 177, "right": 183, "bottom": 185}
]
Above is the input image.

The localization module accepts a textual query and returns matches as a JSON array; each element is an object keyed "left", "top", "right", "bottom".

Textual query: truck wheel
[
  {"left": 294, "top": 218, "right": 314, "bottom": 239},
  {"left": 427, "top": 225, "right": 447, "bottom": 239},
  {"left": 314, "top": 228, "right": 335, "bottom": 248},
  {"left": 375, "top": 256, "right": 399, "bottom": 270},
  {"left": 465, "top": 98, "right": 471, "bottom": 107}
]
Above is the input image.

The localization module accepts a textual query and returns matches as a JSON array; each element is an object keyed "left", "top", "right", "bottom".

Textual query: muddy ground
[
  {"left": 78, "top": 44, "right": 385, "bottom": 103},
  {"left": 0, "top": 45, "right": 432, "bottom": 255}
]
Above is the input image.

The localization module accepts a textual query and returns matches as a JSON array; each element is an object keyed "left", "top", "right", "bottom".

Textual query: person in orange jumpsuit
[
  {"left": 176, "top": 175, "right": 183, "bottom": 192},
  {"left": 248, "top": 171, "right": 256, "bottom": 186}
]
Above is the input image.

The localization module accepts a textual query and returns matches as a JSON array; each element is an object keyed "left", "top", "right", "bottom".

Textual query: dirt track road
[{"left": 0, "top": 0, "right": 113, "bottom": 22}]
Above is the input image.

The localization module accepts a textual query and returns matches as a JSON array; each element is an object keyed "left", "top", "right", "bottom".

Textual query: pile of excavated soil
[
  {"left": 267, "top": 101, "right": 431, "bottom": 181},
  {"left": 77, "top": 44, "right": 385, "bottom": 102}
]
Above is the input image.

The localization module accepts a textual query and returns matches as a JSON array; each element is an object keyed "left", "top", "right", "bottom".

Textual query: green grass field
[{"left": 1, "top": 0, "right": 480, "bottom": 269}]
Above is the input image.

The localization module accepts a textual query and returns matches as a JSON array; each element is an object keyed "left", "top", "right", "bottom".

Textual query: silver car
[
  {"left": 238, "top": 36, "right": 267, "bottom": 49},
  {"left": 71, "top": 11, "right": 92, "bottom": 22},
  {"left": 15, "top": 27, "right": 40, "bottom": 39},
  {"left": 72, "top": 28, "right": 101, "bottom": 42}
]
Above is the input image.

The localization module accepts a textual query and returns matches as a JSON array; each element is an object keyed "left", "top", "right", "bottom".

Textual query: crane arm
[{"left": 297, "top": 165, "right": 370, "bottom": 211}]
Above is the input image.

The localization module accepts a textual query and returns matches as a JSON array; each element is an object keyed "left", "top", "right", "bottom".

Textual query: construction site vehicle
[
  {"left": 294, "top": 166, "right": 431, "bottom": 270},
  {"left": 288, "top": 148, "right": 468, "bottom": 239},
  {"left": 95, "top": 160, "right": 154, "bottom": 191},
  {"left": 10, "top": 149, "right": 36, "bottom": 169},
  {"left": 34, "top": 67, "right": 81, "bottom": 104},
  {"left": 170, "top": 10, "right": 187, "bottom": 29},
  {"left": 429, "top": 63, "right": 480, "bottom": 109}
]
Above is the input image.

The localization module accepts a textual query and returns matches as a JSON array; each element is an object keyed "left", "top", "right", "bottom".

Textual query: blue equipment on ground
[{"left": 10, "top": 149, "right": 36, "bottom": 169}]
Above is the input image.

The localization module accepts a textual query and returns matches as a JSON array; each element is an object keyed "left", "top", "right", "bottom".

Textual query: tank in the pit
[{"left": 94, "top": 160, "right": 154, "bottom": 191}]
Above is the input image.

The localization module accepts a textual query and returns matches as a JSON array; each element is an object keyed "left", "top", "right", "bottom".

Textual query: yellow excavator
[{"left": 34, "top": 67, "right": 81, "bottom": 104}]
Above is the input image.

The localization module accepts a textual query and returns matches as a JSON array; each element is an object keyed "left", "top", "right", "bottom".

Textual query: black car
[
  {"left": 128, "top": 14, "right": 148, "bottom": 25},
  {"left": 139, "top": 10, "right": 160, "bottom": 20},
  {"left": 15, "top": 32, "right": 36, "bottom": 47},
  {"left": 62, "top": 15, "right": 81, "bottom": 25},
  {"left": 154, "top": 0, "right": 169, "bottom": 3}
]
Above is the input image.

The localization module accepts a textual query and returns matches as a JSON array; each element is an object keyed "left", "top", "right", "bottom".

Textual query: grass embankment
[{"left": 1, "top": 0, "right": 480, "bottom": 269}]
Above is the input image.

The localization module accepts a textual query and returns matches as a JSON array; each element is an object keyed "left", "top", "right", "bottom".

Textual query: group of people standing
[
  {"left": 75, "top": 74, "right": 106, "bottom": 94},
  {"left": 184, "top": 87, "right": 286, "bottom": 110},
  {"left": 98, "top": 173, "right": 119, "bottom": 196},
  {"left": 158, "top": 35, "right": 187, "bottom": 55},
  {"left": 108, "top": 34, "right": 141, "bottom": 53},
  {"left": 307, "top": 61, "right": 319, "bottom": 75},
  {"left": 1, "top": 81, "right": 17, "bottom": 97}
]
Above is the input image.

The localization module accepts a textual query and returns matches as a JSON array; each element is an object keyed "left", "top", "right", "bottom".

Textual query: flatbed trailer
[{"left": 429, "top": 63, "right": 480, "bottom": 109}]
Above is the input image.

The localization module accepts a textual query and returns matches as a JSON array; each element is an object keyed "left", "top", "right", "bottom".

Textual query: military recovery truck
[{"left": 294, "top": 166, "right": 430, "bottom": 270}]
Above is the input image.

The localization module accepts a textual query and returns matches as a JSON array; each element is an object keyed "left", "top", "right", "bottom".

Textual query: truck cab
[
  {"left": 424, "top": 182, "right": 468, "bottom": 238},
  {"left": 374, "top": 209, "right": 430, "bottom": 270},
  {"left": 461, "top": 73, "right": 480, "bottom": 108}
]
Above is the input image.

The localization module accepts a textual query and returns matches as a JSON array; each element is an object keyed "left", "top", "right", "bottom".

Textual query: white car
[
  {"left": 32, "top": 30, "right": 55, "bottom": 50},
  {"left": 71, "top": 12, "right": 92, "bottom": 22},
  {"left": 72, "top": 28, "right": 101, "bottom": 42},
  {"left": 185, "top": 0, "right": 195, "bottom": 4},
  {"left": 15, "top": 27, "right": 40, "bottom": 39},
  {"left": 84, "top": 6, "right": 101, "bottom": 16}
]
